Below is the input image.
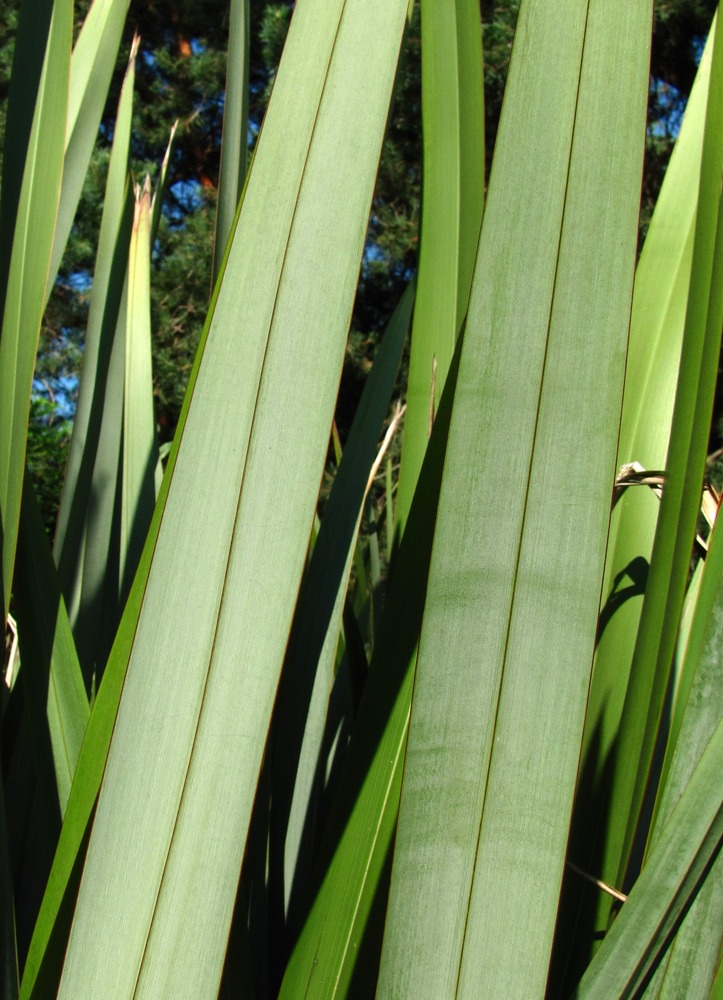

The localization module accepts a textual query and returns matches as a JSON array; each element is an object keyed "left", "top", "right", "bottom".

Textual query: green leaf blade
[
  {"left": 395, "top": 0, "right": 485, "bottom": 531},
  {"left": 378, "top": 0, "right": 651, "bottom": 995},
  {"left": 46, "top": 0, "right": 131, "bottom": 299},
  {"left": 557, "top": 20, "right": 719, "bottom": 981},
  {"left": 574, "top": 720, "right": 723, "bottom": 1000},
  {"left": 53, "top": 40, "right": 137, "bottom": 674},
  {"left": 14, "top": 475, "right": 89, "bottom": 817},
  {"left": 602, "top": 6, "right": 723, "bottom": 905},
  {"left": 279, "top": 329, "right": 460, "bottom": 1000},
  {"left": 269, "top": 283, "right": 411, "bottom": 950},
  {"left": 121, "top": 178, "right": 159, "bottom": 598},
  {"left": 56, "top": 2, "right": 410, "bottom": 996},
  {"left": 213, "top": 0, "right": 250, "bottom": 286},
  {"left": 0, "top": 0, "right": 71, "bottom": 623}
]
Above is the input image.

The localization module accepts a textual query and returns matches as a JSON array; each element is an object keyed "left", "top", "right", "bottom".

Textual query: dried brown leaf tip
[
  {"left": 701, "top": 480, "right": 721, "bottom": 532},
  {"left": 612, "top": 461, "right": 722, "bottom": 550},
  {"left": 612, "top": 461, "right": 665, "bottom": 508}
]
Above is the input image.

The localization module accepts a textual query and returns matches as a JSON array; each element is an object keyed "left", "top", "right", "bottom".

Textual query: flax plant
[{"left": 0, "top": 0, "right": 721, "bottom": 997}]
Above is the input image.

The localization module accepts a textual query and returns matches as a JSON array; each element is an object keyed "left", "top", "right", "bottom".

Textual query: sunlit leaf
[
  {"left": 57, "top": 2, "right": 410, "bottom": 995},
  {"left": 395, "top": 0, "right": 484, "bottom": 531},
  {"left": 379, "top": 1, "right": 651, "bottom": 994}
]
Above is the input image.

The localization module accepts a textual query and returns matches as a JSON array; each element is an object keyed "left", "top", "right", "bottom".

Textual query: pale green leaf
[
  {"left": 19, "top": 90, "right": 250, "bottom": 1000},
  {"left": 642, "top": 852, "right": 723, "bottom": 1000},
  {"left": 395, "top": 0, "right": 484, "bottom": 531},
  {"left": 20, "top": 261, "right": 188, "bottom": 1000},
  {"left": 710, "top": 957, "right": 723, "bottom": 999},
  {"left": 120, "top": 178, "right": 158, "bottom": 598},
  {"left": 651, "top": 495, "right": 723, "bottom": 844},
  {"left": 378, "top": 1, "right": 651, "bottom": 994},
  {"left": 57, "top": 3, "right": 410, "bottom": 996}
]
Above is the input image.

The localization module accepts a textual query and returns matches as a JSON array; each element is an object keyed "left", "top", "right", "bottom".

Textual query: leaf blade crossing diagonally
[{"left": 56, "top": 2, "right": 411, "bottom": 997}]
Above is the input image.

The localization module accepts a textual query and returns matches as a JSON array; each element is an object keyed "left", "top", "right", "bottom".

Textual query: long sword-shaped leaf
[
  {"left": 57, "top": 3, "right": 409, "bottom": 996},
  {"left": 573, "top": 719, "right": 723, "bottom": 1000},
  {"left": 395, "top": 0, "right": 484, "bottom": 531},
  {"left": 652, "top": 489, "right": 723, "bottom": 846},
  {"left": 120, "top": 177, "right": 159, "bottom": 599},
  {"left": 212, "top": 0, "right": 250, "bottom": 286},
  {"left": 20, "top": 106, "right": 251, "bottom": 1000},
  {"left": 603, "top": 6, "right": 723, "bottom": 904},
  {"left": 53, "top": 42, "right": 136, "bottom": 680},
  {"left": 13, "top": 475, "right": 89, "bottom": 818},
  {"left": 20, "top": 289, "right": 185, "bottom": 1000},
  {"left": 555, "top": 21, "right": 718, "bottom": 984},
  {"left": 583, "top": 15, "right": 714, "bottom": 795},
  {"left": 640, "top": 815, "right": 723, "bottom": 998},
  {"left": 377, "top": 1, "right": 651, "bottom": 995},
  {"left": 0, "top": 0, "right": 53, "bottom": 328},
  {"left": 150, "top": 122, "right": 177, "bottom": 250},
  {"left": 638, "top": 500, "right": 723, "bottom": 998},
  {"left": 9, "top": 475, "right": 88, "bottom": 972},
  {"left": 46, "top": 0, "right": 131, "bottom": 299},
  {"left": 0, "top": 0, "right": 71, "bottom": 624}
]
